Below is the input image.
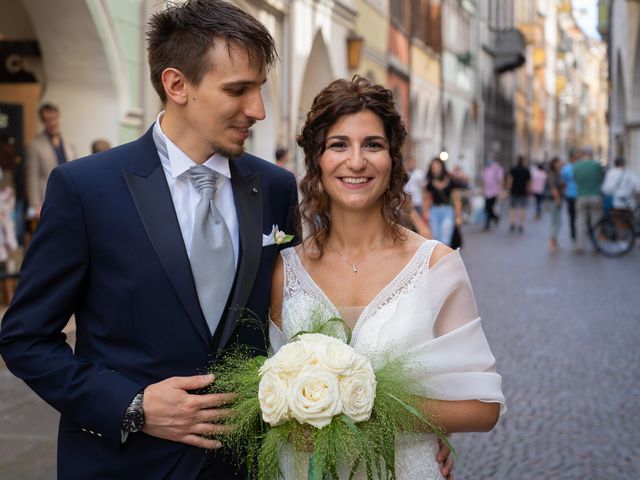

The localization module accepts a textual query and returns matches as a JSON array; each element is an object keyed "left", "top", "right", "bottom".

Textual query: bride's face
[{"left": 318, "top": 110, "right": 392, "bottom": 213}]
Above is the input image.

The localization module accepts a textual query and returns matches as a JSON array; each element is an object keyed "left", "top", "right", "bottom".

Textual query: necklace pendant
[{"left": 351, "top": 264, "right": 358, "bottom": 273}]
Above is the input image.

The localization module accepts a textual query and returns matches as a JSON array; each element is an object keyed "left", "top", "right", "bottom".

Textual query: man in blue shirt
[{"left": 560, "top": 148, "right": 579, "bottom": 246}]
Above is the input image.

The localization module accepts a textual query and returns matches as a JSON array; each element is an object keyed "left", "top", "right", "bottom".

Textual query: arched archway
[
  {"left": 298, "top": 31, "right": 334, "bottom": 124},
  {"left": 296, "top": 31, "right": 334, "bottom": 171},
  {"left": 10, "top": 0, "right": 120, "bottom": 155}
]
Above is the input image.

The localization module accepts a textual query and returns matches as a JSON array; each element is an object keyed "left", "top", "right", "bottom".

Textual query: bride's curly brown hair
[{"left": 297, "top": 75, "right": 410, "bottom": 258}]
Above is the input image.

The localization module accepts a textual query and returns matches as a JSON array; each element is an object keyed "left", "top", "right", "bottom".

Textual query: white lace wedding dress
[{"left": 269, "top": 240, "right": 506, "bottom": 479}]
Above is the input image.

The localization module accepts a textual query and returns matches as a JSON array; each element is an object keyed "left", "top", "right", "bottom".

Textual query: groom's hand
[{"left": 142, "top": 374, "right": 235, "bottom": 449}]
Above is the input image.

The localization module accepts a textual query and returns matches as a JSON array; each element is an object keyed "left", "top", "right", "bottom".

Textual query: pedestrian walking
[
  {"left": 507, "top": 155, "right": 531, "bottom": 233},
  {"left": 573, "top": 147, "right": 604, "bottom": 253},
  {"left": 482, "top": 158, "right": 504, "bottom": 230},
  {"left": 530, "top": 162, "right": 547, "bottom": 219},
  {"left": 601, "top": 157, "right": 640, "bottom": 251},
  {"left": 91, "top": 138, "right": 111, "bottom": 154},
  {"left": 547, "top": 157, "right": 564, "bottom": 253},
  {"left": 0, "top": 169, "right": 18, "bottom": 303},
  {"left": 423, "top": 157, "right": 462, "bottom": 246},
  {"left": 403, "top": 157, "right": 431, "bottom": 238},
  {"left": 404, "top": 156, "right": 427, "bottom": 216},
  {"left": 25, "top": 103, "right": 77, "bottom": 218},
  {"left": 560, "top": 148, "right": 579, "bottom": 246},
  {"left": 275, "top": 146, "right": 295, "bottom": 174}
]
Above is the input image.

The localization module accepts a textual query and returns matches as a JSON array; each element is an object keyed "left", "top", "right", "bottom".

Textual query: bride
[{"left": 268, "top": 76, "right": 505, "bottom": 479}]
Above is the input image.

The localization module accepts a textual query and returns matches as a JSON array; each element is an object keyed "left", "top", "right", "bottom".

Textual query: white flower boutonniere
[{"left": 262, "top": 225, "right": 294, "bottom": 246}]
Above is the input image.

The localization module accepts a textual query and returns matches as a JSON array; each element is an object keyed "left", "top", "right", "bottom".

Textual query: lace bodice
[
  {"left": 278, "top": 240, "right": 435, "bottom": 350},
  {"left": 270, "top": 240, "right": 505, "bottom": 479}
]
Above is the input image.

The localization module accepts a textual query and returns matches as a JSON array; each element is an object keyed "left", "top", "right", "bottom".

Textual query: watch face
[
  {"left": 123, "top": 393, "right": 145, "bottom": 433},
  {"left": 123, "top": 409, "right": 144, "bottom": 432}
]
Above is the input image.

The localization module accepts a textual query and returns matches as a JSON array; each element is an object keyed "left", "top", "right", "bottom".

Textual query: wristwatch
[{"left": 122, "top": 391, "right": 145, "bottom": 433}]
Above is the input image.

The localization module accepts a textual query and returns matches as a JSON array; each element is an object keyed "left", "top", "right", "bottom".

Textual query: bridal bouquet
[{"left": 208, "top": 319, "right": 453, "bottom": 480}]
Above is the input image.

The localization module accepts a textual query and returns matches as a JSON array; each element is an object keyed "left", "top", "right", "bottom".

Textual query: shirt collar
[{"left": 154, "top": 112, "right": 231, "bottom": 180}]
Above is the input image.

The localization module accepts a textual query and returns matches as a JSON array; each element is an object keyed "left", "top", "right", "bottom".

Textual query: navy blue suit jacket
[{"left": 0, "top": 126, "right": 299, "bottom": 479}]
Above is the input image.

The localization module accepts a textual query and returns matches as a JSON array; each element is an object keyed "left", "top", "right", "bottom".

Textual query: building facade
[
  {"left": 0, "top": 0, "right": 613, "bottom": 193},
  {"left": 600, "top": 0, "right": 640, "bottom": 172}
]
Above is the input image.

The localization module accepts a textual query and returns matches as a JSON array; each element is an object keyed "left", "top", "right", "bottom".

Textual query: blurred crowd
[
  {"left": 0, "top": 102, "right": 111, "bottom": 305},
  {"left": 400, "top": 147, "right": 640, "bottom": 256},
  {"left": 2, "top": 99, "right": 640, "bottom": 307}
]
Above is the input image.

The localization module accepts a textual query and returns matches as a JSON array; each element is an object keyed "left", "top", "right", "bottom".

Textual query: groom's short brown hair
[{"left": 146, "top": 0, "right": 278, "bottom": 103}]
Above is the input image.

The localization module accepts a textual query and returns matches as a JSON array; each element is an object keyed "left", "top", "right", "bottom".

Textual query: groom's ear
[{"left": 162, "top": 68, "right": 189, "bottom": 106}]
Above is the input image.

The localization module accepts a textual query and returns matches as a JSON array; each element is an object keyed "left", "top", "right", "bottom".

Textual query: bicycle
[{"left": 590, "top": 200, "right": 640, "bottom": 257}]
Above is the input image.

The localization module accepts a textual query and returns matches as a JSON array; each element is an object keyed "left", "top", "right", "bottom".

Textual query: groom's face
[{"left": 183, "top": 40, "right": 267, "bottom": 159}]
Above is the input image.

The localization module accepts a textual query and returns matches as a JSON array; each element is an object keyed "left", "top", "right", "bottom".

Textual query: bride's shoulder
[
  {"left": 428, "top": 242, "right": 456, "bottom": 269},
  {"left": 398, "top": 228, "right": 454, "bottom": 268}
]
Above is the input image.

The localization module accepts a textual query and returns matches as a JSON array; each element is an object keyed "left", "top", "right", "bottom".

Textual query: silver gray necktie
[{"left": 188, "top": 165, "right": 236, "bottom": 335}]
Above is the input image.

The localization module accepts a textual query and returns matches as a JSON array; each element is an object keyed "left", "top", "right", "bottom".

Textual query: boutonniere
[{"left": 262, "top": 225, "right": 294, "bottom": 246}]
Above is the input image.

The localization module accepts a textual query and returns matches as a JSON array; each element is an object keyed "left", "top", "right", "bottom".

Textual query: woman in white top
[
  {"left": 269, "top": 76, "right": 505, "bottom": 479},
  {"left": 602, "top": 157, "right": 640, "bottom": 210}
]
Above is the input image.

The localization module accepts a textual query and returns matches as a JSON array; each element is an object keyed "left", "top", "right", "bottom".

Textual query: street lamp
[
  {"left": 439, "top": 150, "right": 449, "bottom": 162},
  {"left": 346, "top": 32, "right": 364, "bottom": 70}
]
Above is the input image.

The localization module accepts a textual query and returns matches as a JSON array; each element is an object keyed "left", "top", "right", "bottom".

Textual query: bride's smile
[{"left": 319, "top": 110, "right": 391, "bottom": 212}]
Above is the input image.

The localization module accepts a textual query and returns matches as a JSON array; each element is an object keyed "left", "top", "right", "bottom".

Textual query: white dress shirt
[
  {"left": 153, "top": 113, "right": 239, "bottom": 266},
  {"left": 122, "top": 117, "right": 240, "bottom": 444}
]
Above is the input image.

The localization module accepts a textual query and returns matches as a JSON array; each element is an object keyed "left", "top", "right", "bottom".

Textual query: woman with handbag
[{"left": 422, "top": 157, "right": 463, "bottom": 247}]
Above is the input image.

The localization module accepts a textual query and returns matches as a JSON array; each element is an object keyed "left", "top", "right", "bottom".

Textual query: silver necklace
[{"left": 327, "top": 240, "right": 382, "bottom": 273}]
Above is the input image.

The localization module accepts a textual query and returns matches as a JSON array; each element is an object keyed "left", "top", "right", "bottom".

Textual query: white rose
[
  {"left": 260, "top": 341, "right": 317, "bottom": 380},
  {"left": 258, "top": 371, "right": 290, "bottom": 426},
  {"left": 339, "top": 359, "right": 377, "bottom": 423},
  {"left": 311, "top": 335, "right": 358, "bottom": 376},
  {"left": 258, "top": 355, "right": 278, "bottom": 375},
  {"left": 296, "top": 332, "right": 331, "bottom": 347},
  {"left": 351, "top": 353, "right": 376, "bottom": 378},
  {"left": 288, "top": 366, "right": 342, "bottom": 428}
]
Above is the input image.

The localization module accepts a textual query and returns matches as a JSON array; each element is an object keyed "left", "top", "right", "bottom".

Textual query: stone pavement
[
  {"left": 453, "top": 203, "right": 640, "bottom": 479},
  {"left": 1, "top": 202, "right": 639, "bottom": 479},
  {"left": 0, "top": 315, "right": 74, "bottom": 480}
]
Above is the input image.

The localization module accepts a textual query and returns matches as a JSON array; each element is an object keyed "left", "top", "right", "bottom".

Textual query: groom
[{"left": 0, "top": 1, "right": 298, "bottom": 478}]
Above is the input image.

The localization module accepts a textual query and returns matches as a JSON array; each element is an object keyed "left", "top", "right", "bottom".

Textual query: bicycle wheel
[{"left": 590, "top": 215, "right": 635, "bottom": 256}]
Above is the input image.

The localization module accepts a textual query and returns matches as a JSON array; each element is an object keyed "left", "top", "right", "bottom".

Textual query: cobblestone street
[
  {"left": 455, "top": 203, "right": 640, "bottom": 479},
  {"left": 1, "top": 203, "right": 639, "bottom": 479}
]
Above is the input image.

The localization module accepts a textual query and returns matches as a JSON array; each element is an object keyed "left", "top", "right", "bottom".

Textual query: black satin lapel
[
  {"left": 122, "top": 167, "right": 211, "bottom": 349},
  {"left": 220, "top": 170, "right": 262, "bottom": 349}
]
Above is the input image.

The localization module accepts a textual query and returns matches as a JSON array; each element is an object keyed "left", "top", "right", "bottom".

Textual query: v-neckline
[{"left": 290, "top": 241, "right": 430, "bottom": 344}]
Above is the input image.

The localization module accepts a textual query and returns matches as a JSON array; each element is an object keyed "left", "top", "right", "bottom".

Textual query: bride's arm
[
  {"left": 269, "top": 254, "right": 284, "bottom": 329},
  {"left": 416, "top": 398, "right": 500, "bottom": 434},
  {"left": 414, "top": 242, "right": 504, "bottom": 433}
]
